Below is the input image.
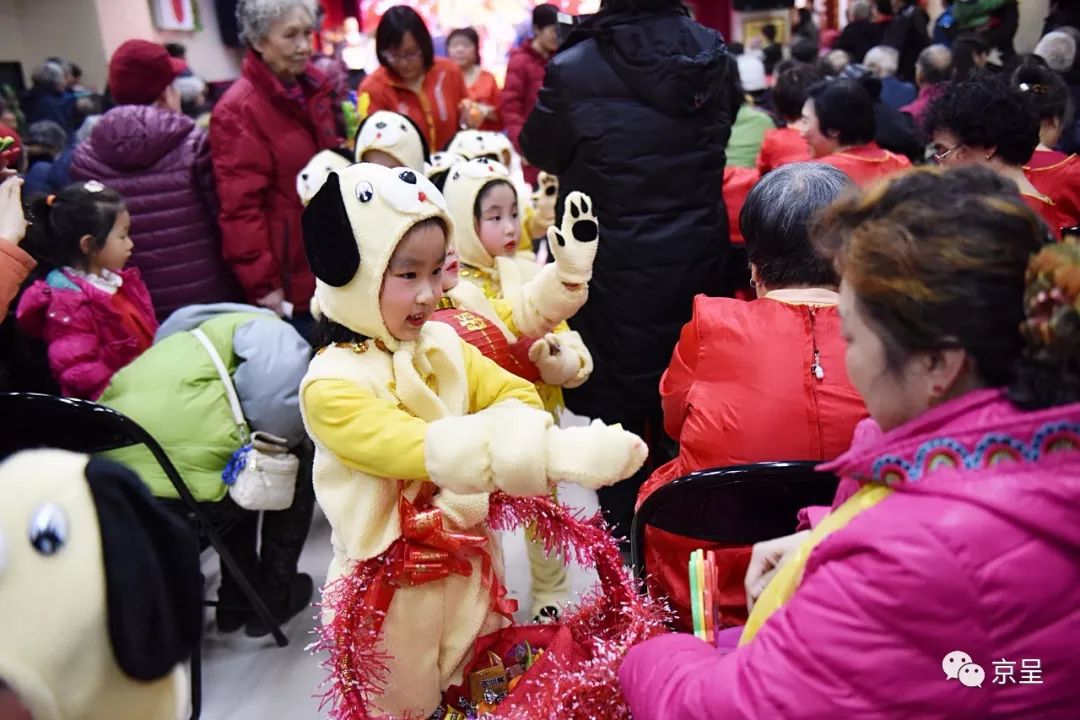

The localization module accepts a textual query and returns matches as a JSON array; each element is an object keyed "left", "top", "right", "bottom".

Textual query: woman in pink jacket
[
  {"left": 620, "top": 165, "right": 1080, "bottom": 718},
  {"left": 16, "top": 182, "right": 157, "bottom": 400}
]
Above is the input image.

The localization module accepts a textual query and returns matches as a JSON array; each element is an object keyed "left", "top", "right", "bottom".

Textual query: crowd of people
[{"left": 1, "top": 0, "right": 1079, "bottom": 718}]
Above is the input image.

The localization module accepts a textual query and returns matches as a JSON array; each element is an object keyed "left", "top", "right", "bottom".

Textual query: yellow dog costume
[
  {"left": 298, "top": 163, "right": 647, "bottom": 717},
  {"left": 0, "top": 449, "right": 201, "bottom": 720}
]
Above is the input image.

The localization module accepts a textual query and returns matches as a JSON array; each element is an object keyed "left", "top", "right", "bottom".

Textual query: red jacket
[
  {"left": 755, "top": 126, "right": 811, "bottom": 175},
  {"left": 638, "top": 292, "right": 866, "bottom": 629},
  {"left": 817, "top": 142, "right": 911, "bottom": 187},
  {"left": 16, "top": 268, "right": 157, "bottom": 400},
  {"left": 210, "top": 51, "right": 339, "bottom": 312},
  {"left": 722, "top": 166, "right": 760, "bottom": 246},
  {"left": 1022, "top": 193, "right": 1070, "bottom": 240},
  {"left": 500, "top": 40, "right": 550, "bottom": 183},
  {"left": 359, "top": 57, "right": 468, "bottom": 152},
  {"left": 1025, "top": 150, "right": 1080, "bottom": 228}
]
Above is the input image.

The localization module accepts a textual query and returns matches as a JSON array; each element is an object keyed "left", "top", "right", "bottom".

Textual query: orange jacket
[
  {"left": 359, "top": 57, "right": 467, "bottom": 152},
  {"left": 0, "top": 242, "right": 34, "bottom": 317},
  {"left": 816, "top": 142, "right": 911, "bottom": 187}
]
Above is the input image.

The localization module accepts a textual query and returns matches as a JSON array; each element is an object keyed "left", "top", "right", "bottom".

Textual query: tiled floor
[{"left": 198, "top": 484, "right": 602, "bottom": 720}]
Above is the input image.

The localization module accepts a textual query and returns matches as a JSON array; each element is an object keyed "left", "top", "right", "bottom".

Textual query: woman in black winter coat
[{"left": 520, "top": 0, "right": 739, "bottom": 545}]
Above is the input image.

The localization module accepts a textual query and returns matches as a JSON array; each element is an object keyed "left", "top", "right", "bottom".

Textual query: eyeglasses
[
  {"left": 382, "top": 48, "right": 423, "bottom": 64},
  {"left": 933, "top": 143, "right": 963, "bottom": 163}
]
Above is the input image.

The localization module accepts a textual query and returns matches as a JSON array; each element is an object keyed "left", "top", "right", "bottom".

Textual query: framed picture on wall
[
  {"left": 152, "top": 0, "right": 197, "bottom": 32},
  {"left": 742, "top": 17, "right": 790, "bottom": 44}
]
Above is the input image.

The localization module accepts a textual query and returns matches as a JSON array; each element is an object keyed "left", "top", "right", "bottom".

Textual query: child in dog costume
[
  {"left": 446, "top": 131, "right": 549, "bottom": 253},
  {"left": 298, "top": 162, "right": 647, "bottom": 718},
  {"left": 443, "top": 158, "right": 599, "bottom": 618},
  {"left": 353, "top": 110, "right": 429, "bottom": 171}
]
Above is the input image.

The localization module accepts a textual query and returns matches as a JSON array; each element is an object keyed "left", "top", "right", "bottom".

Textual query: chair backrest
[
  {"left": 631, "top": 461, "right": 839, "bottom": 580},
  {"left": 0, "top": 393, "right": 194, "bottom": 505}
]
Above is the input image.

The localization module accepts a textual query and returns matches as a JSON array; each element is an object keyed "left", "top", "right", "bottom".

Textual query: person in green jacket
[{"left": 99, "top": 303, "right": 315, "bottom": 637}]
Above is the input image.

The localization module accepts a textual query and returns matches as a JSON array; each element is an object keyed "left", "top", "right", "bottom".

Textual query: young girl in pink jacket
[{"left": 17, "top": 181, "right": 157, "bottom": 400}]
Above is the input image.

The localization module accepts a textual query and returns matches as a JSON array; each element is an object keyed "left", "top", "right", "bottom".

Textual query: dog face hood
[{"left": 302, "top": 162, "right": 453, "bottom": 351}]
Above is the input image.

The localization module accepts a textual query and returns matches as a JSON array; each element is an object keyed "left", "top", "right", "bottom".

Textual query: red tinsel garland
[{"left": 309, "top": 492, "right": 672, "bottom": 720}]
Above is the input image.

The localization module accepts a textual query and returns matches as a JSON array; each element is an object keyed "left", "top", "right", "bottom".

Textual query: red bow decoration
[
  {"left": 387, "top": 487, "right": 489, "bottom": 586},
  {"left": 356, "top": 485, "right": 517, "bottom": 642}
]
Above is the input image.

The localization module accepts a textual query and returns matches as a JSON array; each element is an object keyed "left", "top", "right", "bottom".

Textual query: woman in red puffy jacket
[
  {"left": 638, "top": 163, "right": 867, "bottom": 630},
  {"left": 210, "top": 0, "right": 340, "bottom": 338}
]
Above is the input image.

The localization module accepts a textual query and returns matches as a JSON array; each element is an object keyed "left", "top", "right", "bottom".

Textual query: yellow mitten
[
  {"left": 550, "top": 330, "right": 592, "bottom": 389},
  {"left": 548, "top": 191, "right": 599, "bottom": 286},
  {"left": 528, "top": 333, "right": 581, "bottom": 387},
  {"left": 424, "top": 400, "right": 554, "bottom": 497},
  {"left": 432, "top": 489, "right": 490, "bottom": 530},
  {"left": 544, "top": 419, "right": 647, "bottom": 490}
]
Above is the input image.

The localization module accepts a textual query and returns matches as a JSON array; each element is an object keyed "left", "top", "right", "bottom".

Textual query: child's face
[
  {"left": 380, "top": 222, "right": 446, "bottom": 342},
  {"left": 474, "top": 183, "right": 520, "bottom": 258},
  {"left": 88, "top": 209, "right": 133, "bottom": 273},
  {"left": 361, "top": 149, "right": 399, "bottom": 168},
  {"left": 441, "top": 245, "right": 460, "bottom": 292}
]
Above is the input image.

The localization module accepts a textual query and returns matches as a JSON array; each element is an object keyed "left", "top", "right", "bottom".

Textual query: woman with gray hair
[
  {"left": 20, "top": 61, "right": 71, "bottom": 132},
  {"left": 637, "top": 163, "right": 867, "bottom": 631},
  {"left": 210, "top": 0, "right": 341, "bottom": 340}
]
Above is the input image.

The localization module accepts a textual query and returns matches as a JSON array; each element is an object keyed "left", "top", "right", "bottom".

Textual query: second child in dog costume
[
  {"left": 299, "top": 163, "right": 647, "bottom": 718},
  {"left": 442, "top": 158, "right": 598, "bottom": 617}
]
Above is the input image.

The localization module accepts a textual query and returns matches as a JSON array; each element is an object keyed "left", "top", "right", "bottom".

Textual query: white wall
[
  {"left": 1, "top": 0, "right": 240, "bottom": 92},
  {"left": 0, "top": 0, "right": 25, "bottom": 69},
  {"left": 96, "top": 0, "right": 241, "bottom": 83},
  {"left": 13, "top": 0, "right": 109, "bottom": 90}
]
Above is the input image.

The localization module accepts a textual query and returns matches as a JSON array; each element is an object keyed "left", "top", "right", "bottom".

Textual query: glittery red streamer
[{"left": 310, "top": 491, "right": 672, "bottom": 720}]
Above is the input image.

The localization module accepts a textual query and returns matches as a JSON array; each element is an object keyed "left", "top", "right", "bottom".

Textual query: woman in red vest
[
  {"left": 926, "top": 72, "right": 1071, "bottom": 239},
  {"left": 359, "top": 6, "right": 467, "bottom": 152},
  {"left": 1016, "top": 62, "right": 1080, "bottom": 227},
  {"left": 638, "top": 163, "right": 868, "bottom": 630},
  {"left": 801, "top": 78, "right": 911, "bottom": 186}
]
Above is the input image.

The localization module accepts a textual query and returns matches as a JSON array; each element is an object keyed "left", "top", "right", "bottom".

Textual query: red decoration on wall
[{"left": 687, "top": 0, "right": 732, "bottom": 40}]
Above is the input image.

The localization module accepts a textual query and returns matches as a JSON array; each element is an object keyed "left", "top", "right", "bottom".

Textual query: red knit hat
[{"left": 108, "top": 40, "right": 186, "bottom": 105}]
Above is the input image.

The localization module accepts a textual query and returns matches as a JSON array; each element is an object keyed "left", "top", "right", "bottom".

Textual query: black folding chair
[
  {"left": 0, "top": 392, "right": 290, "bottom": 720},
  {"left": 630, "top": 461, "right": 839, "bottom": 626}
]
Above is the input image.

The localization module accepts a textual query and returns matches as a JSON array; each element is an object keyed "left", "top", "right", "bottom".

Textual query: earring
[
  {"left": 750, "top": 280, "right": 758, "bottom": 288},
  {"left": 932, "top": 384, "right": 944, "bottom": 395}
]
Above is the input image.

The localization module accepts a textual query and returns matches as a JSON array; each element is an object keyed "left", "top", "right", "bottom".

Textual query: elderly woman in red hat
[{"left": 71, "top": 39, "right": 241, "bottom": 321}]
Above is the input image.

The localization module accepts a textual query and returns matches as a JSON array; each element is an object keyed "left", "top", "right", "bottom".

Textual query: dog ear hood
[
  {"left": 442, "top": 158, "right": 514, "bottom": 270},
  {"left": 304, "top": 162, "right": 454, "bottom": 350},
  {"left": 354, "top": 110, "right": 429, "bottom": 171}
]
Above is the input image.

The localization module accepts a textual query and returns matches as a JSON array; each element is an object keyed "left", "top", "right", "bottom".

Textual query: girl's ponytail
[
  {"left": 21, "top": 193, "right": 61, "bottom": 271},
  {"left": 21, "top": 181, "right": 125, "bottom": 273}
]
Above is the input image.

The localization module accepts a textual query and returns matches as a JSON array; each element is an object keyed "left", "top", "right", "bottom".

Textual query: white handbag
[{"left": 191, "top": 328, "right": 299, "bottom": 512}]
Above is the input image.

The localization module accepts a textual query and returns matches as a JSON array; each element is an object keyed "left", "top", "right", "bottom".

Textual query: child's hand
[
  {"left": 548, "top": 191, "right": 599, "bottom": 287},
  {"left": 0, "top": 176, "right": 27, "bottom": 245},
  {"left": 529, "top": 333, "right": 579, "bottom": 386},
  {"left": 544, "top": 419, "right": 647, "bottom": 490}
]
